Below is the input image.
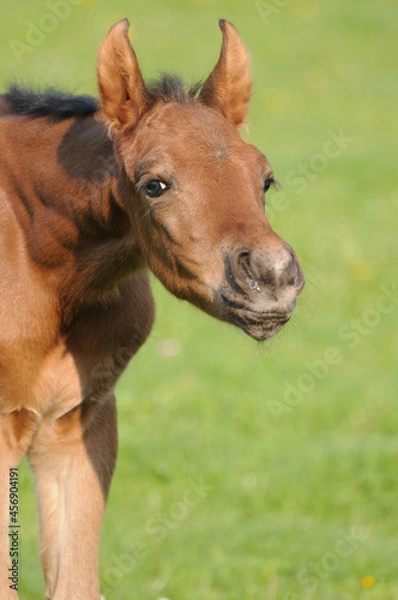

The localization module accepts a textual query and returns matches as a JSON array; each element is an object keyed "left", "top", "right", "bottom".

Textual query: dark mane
[
  {"left": 4, "top": 84, "right": 99, "bottom": 119},
  {"left": 147, "top": 73, "right": 202, "bottom": 105},
  {"left": 4, "top": 74, "right": 201, "bottom": 121}
]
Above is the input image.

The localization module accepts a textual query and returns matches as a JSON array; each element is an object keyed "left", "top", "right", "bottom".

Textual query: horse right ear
[{"left": 97, "top": 19, "right": 149, "bottom": 131}]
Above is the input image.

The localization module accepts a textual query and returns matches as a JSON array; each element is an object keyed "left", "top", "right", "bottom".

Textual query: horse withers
[{"left": 0, "top": 19, "right": 304, "bottom": 599}]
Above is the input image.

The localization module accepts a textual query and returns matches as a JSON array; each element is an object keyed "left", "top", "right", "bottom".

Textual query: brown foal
[{"left": 0, "top": 19, "right": 304, "bottom": 599}]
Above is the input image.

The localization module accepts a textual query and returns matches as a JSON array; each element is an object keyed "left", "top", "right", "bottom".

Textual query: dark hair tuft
[
  {"left": 5, "top": 84, "right": 99, "bottom": 119},
  {"left": 146, "top": 73, "right": 202, "bottom": 105}
]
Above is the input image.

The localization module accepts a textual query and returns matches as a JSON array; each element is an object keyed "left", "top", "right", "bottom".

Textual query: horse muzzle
[{"left": 219, "top": 244, "right": 305, "bottom": 341}]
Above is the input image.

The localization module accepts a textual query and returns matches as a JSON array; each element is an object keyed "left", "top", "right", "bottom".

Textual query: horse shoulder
[{"left": 47, "top": 273, "right": 155, "bottom": 415}]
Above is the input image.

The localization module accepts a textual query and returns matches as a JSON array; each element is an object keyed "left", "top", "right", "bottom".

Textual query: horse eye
[
  {"left": 143, "top": 179, "right": 168, "bottom": 198},
  {"left": 263, "top": 177, "right": 274, "bottom": 193}
]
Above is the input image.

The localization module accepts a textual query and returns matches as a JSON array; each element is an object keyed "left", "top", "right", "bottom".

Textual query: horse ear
[
  {"left": 199, "top": 20, "right": 252, "bottom": 127},
  {"left": 97, "top": 19, "right": 149, "bottom": 131}
]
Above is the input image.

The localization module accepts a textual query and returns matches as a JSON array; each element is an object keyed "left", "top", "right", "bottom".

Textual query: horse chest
[{"left": 1, "top": 275, "right": 154, "bottom": 419}]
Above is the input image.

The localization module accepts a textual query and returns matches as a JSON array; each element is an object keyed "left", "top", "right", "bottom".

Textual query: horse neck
[{"left": 1, "top": 113, "right": 145, "bottom": 318}]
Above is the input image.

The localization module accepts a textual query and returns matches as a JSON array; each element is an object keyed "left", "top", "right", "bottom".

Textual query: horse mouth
[{"left": 219, "top": 293, "right": 293, "bottom": 341}]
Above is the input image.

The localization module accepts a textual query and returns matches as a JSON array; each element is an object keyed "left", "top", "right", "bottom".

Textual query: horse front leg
[{"left": 28, "top": 394, "right": 117, "bottom": 600}]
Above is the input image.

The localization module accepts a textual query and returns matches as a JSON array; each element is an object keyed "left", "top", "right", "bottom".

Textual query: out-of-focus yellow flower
[{"left": 361, "top": 575, "right": 376, "bottom": 589}]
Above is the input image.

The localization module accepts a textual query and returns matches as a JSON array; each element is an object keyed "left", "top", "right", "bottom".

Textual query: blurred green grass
[{"left": 1, "top": 0, "right": 397, "bottom": 598}]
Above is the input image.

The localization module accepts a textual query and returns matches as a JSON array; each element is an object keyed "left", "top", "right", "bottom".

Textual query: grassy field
[{"left": 1, "top": 0, "right": 397, "bottom": 598}]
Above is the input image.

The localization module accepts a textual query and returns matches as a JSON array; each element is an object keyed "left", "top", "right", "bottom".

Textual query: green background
[{"left": 1, "top": 0, "right": 397, "bottom": 598}]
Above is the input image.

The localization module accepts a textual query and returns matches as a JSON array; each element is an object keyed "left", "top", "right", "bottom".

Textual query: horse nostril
[
  {"left": 236, "top": 250, "right": 264, "bottom": 291},
  {"left": 282, "top": 247, "right": 305, "bottom": 292},
  {"left": 237, "top": 250, "right": 252, "bottom": 278},
  {"left": 232, "top": 248, "right": 277, "bottom": 292}
]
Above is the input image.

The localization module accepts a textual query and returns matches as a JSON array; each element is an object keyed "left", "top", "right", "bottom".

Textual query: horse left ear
[
  {"left": 97, "top": 19, "right": 149, "bottom": 131},
  {"left": 199, "top": 20, "right": 252, "bottom": 128}
]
